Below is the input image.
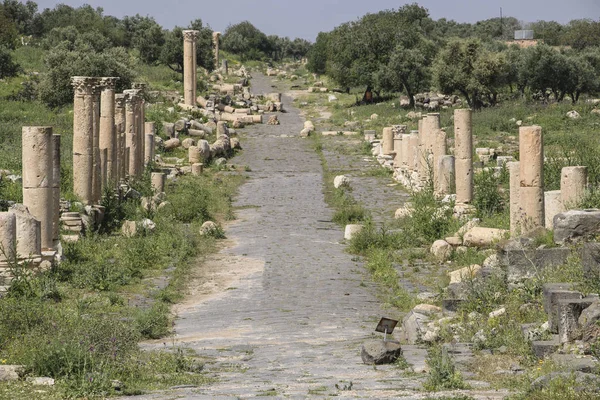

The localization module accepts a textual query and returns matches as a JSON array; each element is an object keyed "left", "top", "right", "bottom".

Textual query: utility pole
[{"left": 500, "top": 7, "right": 503, "bottom": 39}]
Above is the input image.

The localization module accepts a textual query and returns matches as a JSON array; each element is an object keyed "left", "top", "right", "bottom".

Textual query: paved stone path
[{"left": 125, "top": 74, "right": 510, "bottom": 399}]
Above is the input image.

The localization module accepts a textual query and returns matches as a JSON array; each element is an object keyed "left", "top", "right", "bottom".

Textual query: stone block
[
  {"left": 361, "top": 340, "right": 402, "bottom": 365},
  {"left": 532, "top": 336, "right": 560, "bottom": 359},
  {"left": 463, "top": 227, "right": 508, "bottom": 247},
  {"left": 449, "top": 264, "right": 482, "bottom": 284},
  {"left": 558, "top": 298, "right": 596, "bottom": 343},
  {"left": 344, "top": 224, "right": 363, "bottom": 241},
  {"left": 501, "top": 247, "right": 572, "bottom": 283},
  {"left": 431, "top": 240, "right": 452, "bottom": 261},
  {"left": 554, "top": 209, "right": 600, "bottom": 244},
  {"left": 543, "top": 283, "right": 582, "bottom": 333}
]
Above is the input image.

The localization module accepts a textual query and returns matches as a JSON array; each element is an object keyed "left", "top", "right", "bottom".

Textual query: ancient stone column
[
  {"left": 382, "top": 127, "right": 394, "bottom": 156},
  {"left": 393, "top": 135, "right": 402, "bottom": 168},
  {"left": 454, "top": 109, "right": 473, "bottom": 204},
  {"left": 0, "top": 212, "right": 16, "bottom": 262},
  {"left": 183, "top": 30, "right": 200, "bottom": 106},
  {"left": 401, "top": 134, "right": 411, "bottom": 169},
  {"left": 144, "top": 122, "right": 155, "bottom": 166},
  {"left": 99, "top": 77, "right": 118, "bottom": 187},
  {"left": 124, "top": 90, "right": 140, "bottom": 177},
  {"left": 133, "top": 83, "right": 147, "bottom": 174},
  {"left": 561, "top": 166, "right": 588, "bottom": 208},
  {"left": 425, "top": 113, "right": 441, "bottom": 153},
  {"left": 519, "top": 126, "right": 544, "bottom": 233},
  {"left": 432, "top": 129, "right": 448, "bottom": 193},
  {"left": 438, "top": 155, "right": 455, "bottom": 196},
  {"left": 545, "top": 190, "right": 563, "bottom": 229},
  {"left": 51, "top": 134, "right": 60, "bottom": 246},
  {"left": 114, "top": 94, "right": 126, "bottom": 182},
  {"left": 22, "top": 126, "right": 53, "bottom": 250},
  {"left": 192, "top": 163, "right": 203, "bottom": 176},
  {"left": 213, "top": 31, "right": 221, "bottom": 71},
  {"left": 91, "top": 81, "right": 102, "bottom": 203},
  {"left": 151, "top": 172, "right": 166, "bottom": 194},
  {"left": 10, "top": 205, "right": 40, "bottom": 260},
  {"left": 71, "top": 77, "right": 95, "bottom": 205},
  {"left": 508, "top": 161, "right": 521, "bottom": 236},
  {"left": 189, "top": 146, "right": 201, "bottom": 164},
  {"left": 409, "top": 131, "right": 420, "bottom": 172}
]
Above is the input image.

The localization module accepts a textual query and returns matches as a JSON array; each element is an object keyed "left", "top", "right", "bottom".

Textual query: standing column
[
  {"left": 22, "top": 126, "right": 53, "bottom": 250},
  {"left": 382, "top": 127, "right": 394, "bottom": 156},
  {"left": 438, "top": 155, "right": 455, "bottom": 195},
  {"left": 213, "top": 31, "right": 221, "bottom": 71},
  {"left": 401, "top": 133, "right": 411, "bottom": 170},
  {"left": 133, "top": 83, "right": 147, "bottom": 174},
  {"left": 409, "top": 130, "right": 420, "bottom": 172},
  {"left": 114, "top": 94, "right": 126, "bottom": 182},
  {"left": 183, "top": 30, "right": 200, "bottom": 107},
  {"left": 71, "top": 77, "right": 95, "bottom": 205},
  {"left": 51, "top": 134, "right": 60, "bottom": 247},
  {"left": 393, "top": 135, "right": 402, "bottom": 169},
  {"left": 508, "top": 161, "right": 521, "bottom": 236},
  {"left": 99, "top": 77, "right": 118, "bottom": 187},
  {"left": 124, "top": 90, "right": 140, "bottom": 177},
  {"left": 519, "top": 126, "right": 545, "bottom": 233},
  {"left": 417, "top": 118, "right": 428, "bottom": 182},
  {"left": 432, "top": 129, "right": 448, "bottom": 194},
  {"left": 0, "top": 213, "right": 16, "bottom": 262},
  {"left": 144, "top": 122, "right": 155, "bottom": 166},
  {"left": 454, "top": 109, "right": 473, "bottom": 204},
  {"left": 561, "top": 166, "right": 588, "bottom": 208},
  {"left": 91, "top": 80, "right": 101, "bottom": 203}
]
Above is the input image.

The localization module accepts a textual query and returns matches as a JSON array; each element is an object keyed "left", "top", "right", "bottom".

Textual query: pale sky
[{"left": 33, "top": 0, "right": 600, "bottom": 40}]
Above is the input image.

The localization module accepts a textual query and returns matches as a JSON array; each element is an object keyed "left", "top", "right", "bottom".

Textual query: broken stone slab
[
  {"left": 581, "top": 242, "right": 600, "bottom": 277},
  {"left": 361, "top": 340, "right": 402, "bottom": 365},
  {"left": 554, "top": 209, "right": 600, "bottom": 244},
  {"left": 344, "top": 224, "right": 363, "bottom": 241},
  {"left": 26, "top": 376, "right": 55, "bottom": 386},
  {"left": 400, "top": 311, "right": 430, "bottom": 344},
  {"left": 579, "top": 300, "right": 600, "bottom": 327},
  {"left": 463, "top": 227, "right": 508, "bottom": 247},
  {"left": 532, "top": 335, "right": 560, "bottom": 359},
  {"left": 551, "top": 354, "right": 599, "bottom": 373},
  {"left": 501, "top": 246, "right": 572, "bottom": 283},
  {"left": 401, "top": 345, "right": 429, "bottom": 373},
  {"left": 543, "top": 283, "right": 582, "bottom": 334},
  {"left": 431, "top": 240, "right": 452, "bottom": 261},
  {"left": 449, "top": 264, "right": 482, "bottom": 284},
  {"left": 0, "top": 365, "right": 24, "bottom": 381},
  {"left": 558, "top": 298, "right": 597, "bottom": 343}
]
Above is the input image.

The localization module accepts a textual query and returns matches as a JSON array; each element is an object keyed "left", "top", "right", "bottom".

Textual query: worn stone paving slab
[{"left": 123, "top": 74, "right": 511, "bottom": 399}]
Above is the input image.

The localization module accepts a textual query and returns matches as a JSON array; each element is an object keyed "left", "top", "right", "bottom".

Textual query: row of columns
[
  {"left": 508, "top": 126, "right": 588, "bottom": 235},
  {"left": 72, "top": 77, "right": 154, "bottom": 205}
]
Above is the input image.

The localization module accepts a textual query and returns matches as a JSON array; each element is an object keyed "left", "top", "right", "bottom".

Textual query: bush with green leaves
[
  {"left": 424, "top": 345, "right": 467, "bottom": 391},
  {"left": 0, "top": 46, "right": 19, "bottom": 79},
  {"left": 473, "top": 167, "right": 507, "bottom": 218}
]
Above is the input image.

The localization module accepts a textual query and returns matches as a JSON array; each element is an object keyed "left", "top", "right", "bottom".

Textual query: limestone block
[
  {"left": 449, "top": 264, "right": 482, "bottom": 284},
  {"left": 431, "top": 240, "right": 452, "bottom": 261},
  {"left": 10, "top": 205, "right": 41, "bottom": 259},
  {"left": 454, "top": 158, "right": 473, "bottom": 204},
  {"left": 437, "top": 155, "right": 454, "bottom": 195},
  {"left": 545, "top": 190, "right": 564, "bottom": 229},
  {"left": 188, "top": 146, "right": 201, "bottom": 164},
  {"left": 463, "top": 227, "right": 508, "bottom": 247},
  {"left": 22, "top": 187, "right": 52, "bottom": 250},
  {"left": 182, "top": 138, "right": 196, "bottom": 149},
  {"left": 401, "top": 311, "right": 430, "bottom": 344},
  {"left": 344, "top": 224, "right": 363, "bottom": 241},
  {"left": 163, "top": 138, "right": 181, "bottom": 150},
  {"left": 191, "top": 163, "right": 203, "bottom": 176},
  {"left": 151, "top": 173, "right": 166, "bottom": 194},
  {"left": 197, "top": 140, "right": 211, "bottom": 161},
  {"left": 361, "top": 340, "right": 402, "bottom": 365},
  {"left": 554, "top": 209, "right": 600, "bottom": 243},
  {"left": 520, "top": 186, "right": 545, "bottom": 233},
  {"left": 0, "top": 212, "right": 16, "bottom": 261},
  {"left": 333, "top": 175, "right": 350, "bottom": 189},
  {"left": 382, "top": 127, "right": 394, "bottom": 155},
  {"left": 561, "top": 166, "right": 588, "bottom": 208},
  {"left": 519, "top": 125, "right": 544, "bottom": 187}
]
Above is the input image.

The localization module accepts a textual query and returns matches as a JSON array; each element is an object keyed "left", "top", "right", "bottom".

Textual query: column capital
[
  {"left": 71, "top": 76, "right": 96, "bottom": 96},
  {"left": 183, "top": 30, "right": 200, "bottom": 42},
  {"left": 98, "top": 77, "right": 119, "bottom": 90},
  {"left": 212, "top": 31, "right": 221, "bottom": 39},
  {"left": 123, "top": 89, "right": 141, "bottom": 110},
  {"left": 131, "top": 82, "right": 147, "bottom": 92},
  {"left": 115, "top": 93, "right": 126, "bottom": 109}
]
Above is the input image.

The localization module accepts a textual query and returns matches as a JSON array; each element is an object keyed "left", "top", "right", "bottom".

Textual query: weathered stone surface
[
  {"left": 401, "top": 311, "right": 430, "bottom": 344},
  {"left": 0, "top": 365, "right": 24, "bottom": 381},
  {"left": 333, "top": 175, "right": 350, "bottom": 189},
  {"left": 554, "top": 209, "right": 600, "bottom": 243},
  {"left": 558, "top": 298, "right": 596, "bottom": 343},
  {"left": 344, "top": 224, "right": 363, "bottom": 241},
  {"left": 164, "top": 138, "right": 181, "bottom": 150},
  {"left": 532, "top": 371, "right": 600, "bottom": 391},
  {"left": 361, "top": 340, "right": 402, "bottom": 365},
  {"left": 543, "top": 283, "right": 582, "bottom": 334},
  {"left": 449, "top": 264, "right": 482, "bottom": 284},
  {"left": 200, "top": 221, "right": 219, "bottom": 236},
  {"left": 579, "top": 300, "right": 600, "bottom": 327},
  {"left": 501, "top": 247, "right": 572, "bottom": 283},
  {"left": 431, "top": 240, "right": 452, "bottom": 261},
  {"left": 463, "top": 227, "right": 508, "bottom": 247}
]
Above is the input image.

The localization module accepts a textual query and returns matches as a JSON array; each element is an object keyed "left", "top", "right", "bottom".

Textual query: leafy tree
[
  {"left": 0, "top": 4, "right": 18, "bottom": 48},
  {"left": 221, "top": 21, "right": 271, "bottom": 60},
  {"left": 434, "top": 39, "right": 509, "bottom": 109},
  {"left": 122, "top": 15, "right": 165, "bottom": 64},
  {"left": 39, "top": 46, "right": 135, "bottom": 108},
  {"left": 1, "top": 0, "right": 37, "bottom": 36},
  {"left": 159, "top": 19, "right": 214, "bottom": 77},
  {"left": 306, "top": 32, "right": 328, "bottom": 74},
  {"left": 42, "top": 26, "right": 111, "bottom": 52},
  {"left": 518, "top": 44, "right": 571, "bottom": 101},
  {"left": 373, "top": 33, "right": 436, "bottom": 107},
  {"left": 0, "top": 45, "right": 19, "bottom": 78},
  {"left": 529, "top": 20, "right": 564, "bottom": 46},
  {"left": 562, "top": 19, "right": 600, "bottom": 50}
]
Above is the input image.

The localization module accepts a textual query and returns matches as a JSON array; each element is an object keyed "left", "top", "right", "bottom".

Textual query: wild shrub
[
  {"left": 473, "top": 167, "right": 506, "bottom": 218},
  {"left": 424, "top": 345, "right": 467, "bottom": 391},
  {"left": 402, "top": 187, "right": 457, "bottom": 245}
]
